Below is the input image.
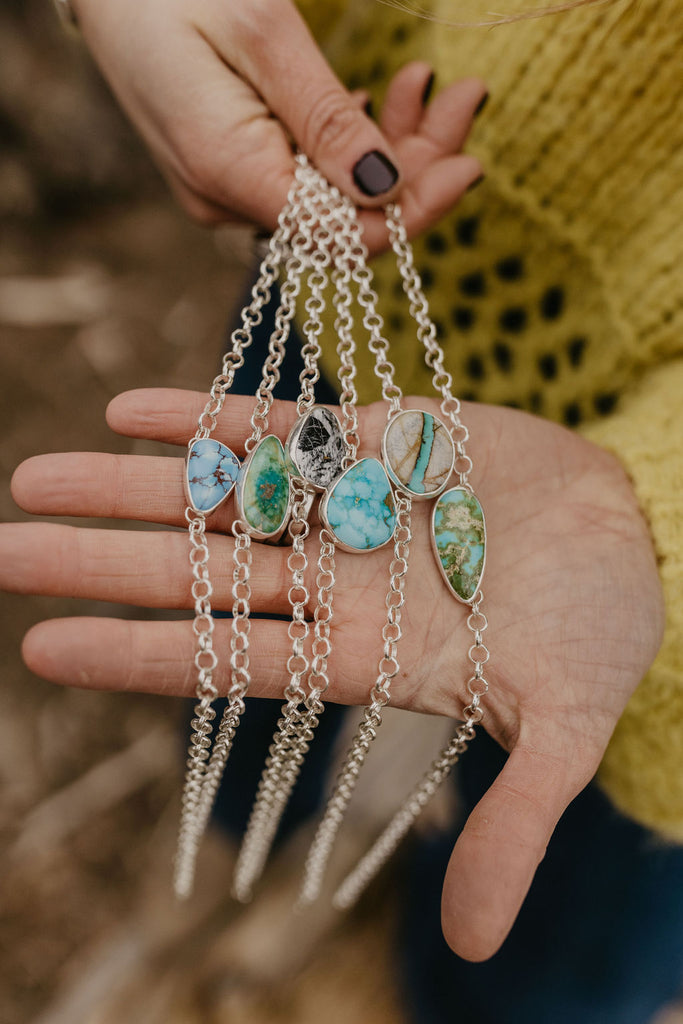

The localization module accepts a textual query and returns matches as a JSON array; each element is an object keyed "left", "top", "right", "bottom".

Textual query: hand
[
  {"left": 73, "top": 0, "right": 485, "bottom": 251},
  {"left": 3, "top": 389, "right": 663, "bottom": 959}
]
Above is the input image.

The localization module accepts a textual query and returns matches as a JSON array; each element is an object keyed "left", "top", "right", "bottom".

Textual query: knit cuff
[{"left": 579, "top": 359, "right": 683, "bottom": 839}]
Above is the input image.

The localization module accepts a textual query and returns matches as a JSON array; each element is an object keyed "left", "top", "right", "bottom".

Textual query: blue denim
[{"left": 398, "top": 730, "right": 683, "bottom": 1024}]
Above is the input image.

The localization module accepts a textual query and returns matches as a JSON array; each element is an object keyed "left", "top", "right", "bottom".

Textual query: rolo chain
[
  {"left": 323, "top": 206, "right": 492, "bottom": 910},
  {"left": 176, "top": 154, "right": 491, "bottom": 915},
  {"left": 332, "top": 593, "right": 489, "bottom": 909},
  {"left": 385, "top": 204, "right": 473, "bottom": 487},
  {"left": 174, "top": 159, "right": 318, "bottom": 900},
  {"left": 298, "top": 492, "right": 412, "bottom": 906},
  {"left": 232, "top": 163, "right": 342, "bottom": 900}
]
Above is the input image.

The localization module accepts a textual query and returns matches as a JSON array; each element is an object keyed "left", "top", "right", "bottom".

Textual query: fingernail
[
  {"left": 352, "top": 150, "right": 399, "bottom": 197},
  {"left": 364, "top": 98, "right": 374, "bottom": 119},
  {"left": 466, "top": 173, "right": 485, "bottom": 193},
  {"left": 422, "top": 71, "right": 436, "bottom": 106},
  {"left": 474, "top": 92, "right": 489, "bottom": 117}
]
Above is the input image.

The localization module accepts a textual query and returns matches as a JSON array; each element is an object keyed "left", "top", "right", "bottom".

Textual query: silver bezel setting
[
  {"left": 381, "top": 409, "right": 455, "bottom": 501},
  {"left": 285, "top": 405, "right": 346, "bottom": 492},
  {"left": 235, "top": 434, "right": 292, "bottom": 544},
  {"left": 319, "top": 457, "right": 397, "bottom": 555},
  {"left": 184, "top": 438, "right": 241, "bottom": 516},
  {"left": 430, "top": 486, "right": 486, "bottom": 605}
]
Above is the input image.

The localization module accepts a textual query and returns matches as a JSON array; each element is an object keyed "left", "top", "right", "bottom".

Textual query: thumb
[
  {"left": 226, "top": 0, "right": 403, "bottom": 204},
  {"left": 441, "top": 740, "right": 596, "bottom": 961}
]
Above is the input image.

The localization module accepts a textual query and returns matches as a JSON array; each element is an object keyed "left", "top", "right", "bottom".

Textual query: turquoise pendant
[
  {"left": 382, "top": 409, "right": 454, "bottom": 499},
  {"left": 320, "top": 458, "right": 396, "bottom": 553},
  {"left": 236, "top": 435, "right": 291, "bottom": 542},
  {"left": 431, "top": 487, "right": 486, "bottom": 603},
  {"left": 185, "top": 438, "right": 241, "bottom": 515}
]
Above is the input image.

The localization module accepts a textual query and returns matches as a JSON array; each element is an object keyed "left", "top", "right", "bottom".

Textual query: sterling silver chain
[{"left": 174, "top": 154, "right": 491, "bottom": 914}]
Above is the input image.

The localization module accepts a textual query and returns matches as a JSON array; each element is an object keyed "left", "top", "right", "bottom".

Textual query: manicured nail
[
  {"left": 474, "top": 92, "right": 489, "bottom": 117},
  {"left": 364, "top": 98, "right": 374, "bottom": 119},
  {"left": 466, "top": 173, "right": 485, "bottom": 193},
  {"left": 422, "top": 71, "right": 436, "bottom": 106},
  {"left": 352, "top": 150, "right": 399, "bottom": 197}
]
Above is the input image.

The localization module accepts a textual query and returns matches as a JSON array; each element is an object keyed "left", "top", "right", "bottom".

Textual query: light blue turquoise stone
[
  {"left": 238, "top": 435, "right": 290, "bottom": 535},
  {"left": 186, "top": 439, "right": 240, "bottom": 514},
  {"left": 324, "top": 458, "right": 396, "bottom": 551}
]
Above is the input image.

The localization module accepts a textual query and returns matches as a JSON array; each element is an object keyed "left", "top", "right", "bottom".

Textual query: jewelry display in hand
[{"left": 173, "top": 154, "right": 490, "bottom": 912}]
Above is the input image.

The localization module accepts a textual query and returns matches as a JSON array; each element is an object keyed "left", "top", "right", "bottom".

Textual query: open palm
[{"left": 3, "top": 387, "right": 663, "bottom": 960}]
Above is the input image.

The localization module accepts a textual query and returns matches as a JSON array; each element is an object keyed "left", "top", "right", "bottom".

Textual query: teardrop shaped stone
[
  {"left": 322, "top": 458, "right": 396, "bottom": 552},
  {"left": 383, "top": 410, "right": 454, "bottom": 498},
  {"left": 287, "top": 407, "right": 345, "bottom": 490},
  {"left": 432, "top": 488, "right": 486, "bottom": 602},
  {"left": 238, "top": 435, "right": 290, "bottom": 537},
  {"left": 186, "top": 438, "right": 240, "bottom": 515}
]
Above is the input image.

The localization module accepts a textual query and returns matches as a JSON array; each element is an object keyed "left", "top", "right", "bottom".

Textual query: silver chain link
[
  {"left": 385, "top": 204, "right": 474, "bottom": 487},
  {"left": 232, "top": 165, "right": 345, "bottom": 899},
  {"left": 333, "top": 592, "right": 488, "bottom": 909},
  {"left": 175, "top": 154, "right": 492, "bottom": 913},
  {"left": 174, "top": 159, "right": 317, "bottom": 899},
  {"left": 320, "top": 210, "right": 493, "bottom": 909}
]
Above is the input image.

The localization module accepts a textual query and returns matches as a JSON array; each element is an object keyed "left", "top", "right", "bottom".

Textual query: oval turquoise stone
[
  {"left": 383, "top": 409, "right": 454, "bottom": 498},
  {"left": 323, "top": 458, "right": 396, "bottom": 552},
  {"left": 432, "top": 488, "right": 486, "bottom": 602},
  {"left": 239, "top": 435, "right": 290, "bottom": 536},
  {"left": 186, "top": 438, "right": 240, "bottom": 514}
]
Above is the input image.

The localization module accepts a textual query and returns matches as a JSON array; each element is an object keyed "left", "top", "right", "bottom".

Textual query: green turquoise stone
[
  {"left": 432, "top": 488, "right": 485, "bottom": 602},
  {"left": 238, "top": 435, "right": 290, "bottom": 536},
  {"left": 322, "top": 458, "right": 396, "bottom": 552}
]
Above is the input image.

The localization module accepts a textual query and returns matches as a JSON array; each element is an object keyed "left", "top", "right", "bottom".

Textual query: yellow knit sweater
[{"left": 299, "top": 0, "right": 683, "bottom": 838}]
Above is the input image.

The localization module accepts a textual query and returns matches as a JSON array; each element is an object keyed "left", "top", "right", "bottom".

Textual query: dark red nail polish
[
  {"left": 352, "top": 151, "right": 399, "bottom": 196},
  {"left": 474, "top": 92, "right": 490, "bottom": 117},
  {"left": 422, "top": 71, "right": 436, "bottom": 106}
]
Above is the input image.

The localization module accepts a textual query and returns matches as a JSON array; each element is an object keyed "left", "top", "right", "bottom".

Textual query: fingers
[
  {"left": 441, "top": 740, "right": 596, "bottom": 961},
  {"left": 77, "top": 0, "right": 296, "bottom": 229},
  {"left": 106, "top": 388, "right": 298, "bottom": 449},
  {"left": 358, "top": 153, "right": 482, "bottom": 252},
  {"left": 0, "top": 522, "right": 292, "bottom": 615},
  {"left": 219, "top": 0, "right": 403, "bottom": 207},
  {"left": 21, "top": 617, "right": 293, "bottom": 699},
  {"left": 12, "top": 453, "right": 190, "bottom": 527},
  {"left": 104, "top": 388, "right": 397, "bottom": 456},
  {"left": 20, "top": 614, "right": 393, "bottom": 708},
  {"left": 417, "top": 76, "right": 488, "bottom": 153},
  {"left": 379, "top": 61, "right": 436, "bottom": 141}
]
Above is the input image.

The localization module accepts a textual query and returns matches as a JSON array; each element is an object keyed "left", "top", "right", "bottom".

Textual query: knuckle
[
  {"left": 303, "top": 88, "right": 360, "bottom": 157},
  {"left": 176, "top": 143, "right": 218, "bottom": 200}
]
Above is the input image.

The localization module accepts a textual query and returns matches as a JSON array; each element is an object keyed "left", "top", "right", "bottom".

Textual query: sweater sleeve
[{"left": 579, "top": 358, "right": 683, "bottom": 839}]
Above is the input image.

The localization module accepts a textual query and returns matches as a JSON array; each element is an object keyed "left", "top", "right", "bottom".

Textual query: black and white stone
[{"left": 286, "top": 406, "right": 346, "bottom": 490}]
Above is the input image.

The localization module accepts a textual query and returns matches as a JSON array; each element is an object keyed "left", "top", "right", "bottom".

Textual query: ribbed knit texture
[{"left": 298, "top": 0, "right": 683, "bottom": 835}]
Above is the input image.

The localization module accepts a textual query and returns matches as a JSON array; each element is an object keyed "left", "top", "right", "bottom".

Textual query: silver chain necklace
[{"left": 174, "top": 154, "right": 490, "bottom": 911}]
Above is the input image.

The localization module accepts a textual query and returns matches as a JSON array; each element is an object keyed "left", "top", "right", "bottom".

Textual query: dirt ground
[
  {"left": 0, "top": 6, "right": 404, "bottom": 1021},
  {"left": 1, "top": 5, "right": 682, "bottom": 1024}
]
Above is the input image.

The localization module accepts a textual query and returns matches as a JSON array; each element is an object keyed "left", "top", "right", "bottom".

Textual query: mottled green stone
[
  {"left": 432, "top": 488, "right": 485, "bottom": 602},
  {"left": 239, "top": 435, "right": 290, "bottom": 536}
]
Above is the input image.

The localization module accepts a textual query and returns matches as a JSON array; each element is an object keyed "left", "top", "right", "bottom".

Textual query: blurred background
[
  {"left": 0, "top": 2, "right": 408, "bottom": 1021},
  {"left": 1, "top": 3, "right": 682, "bottom": 1023}
]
